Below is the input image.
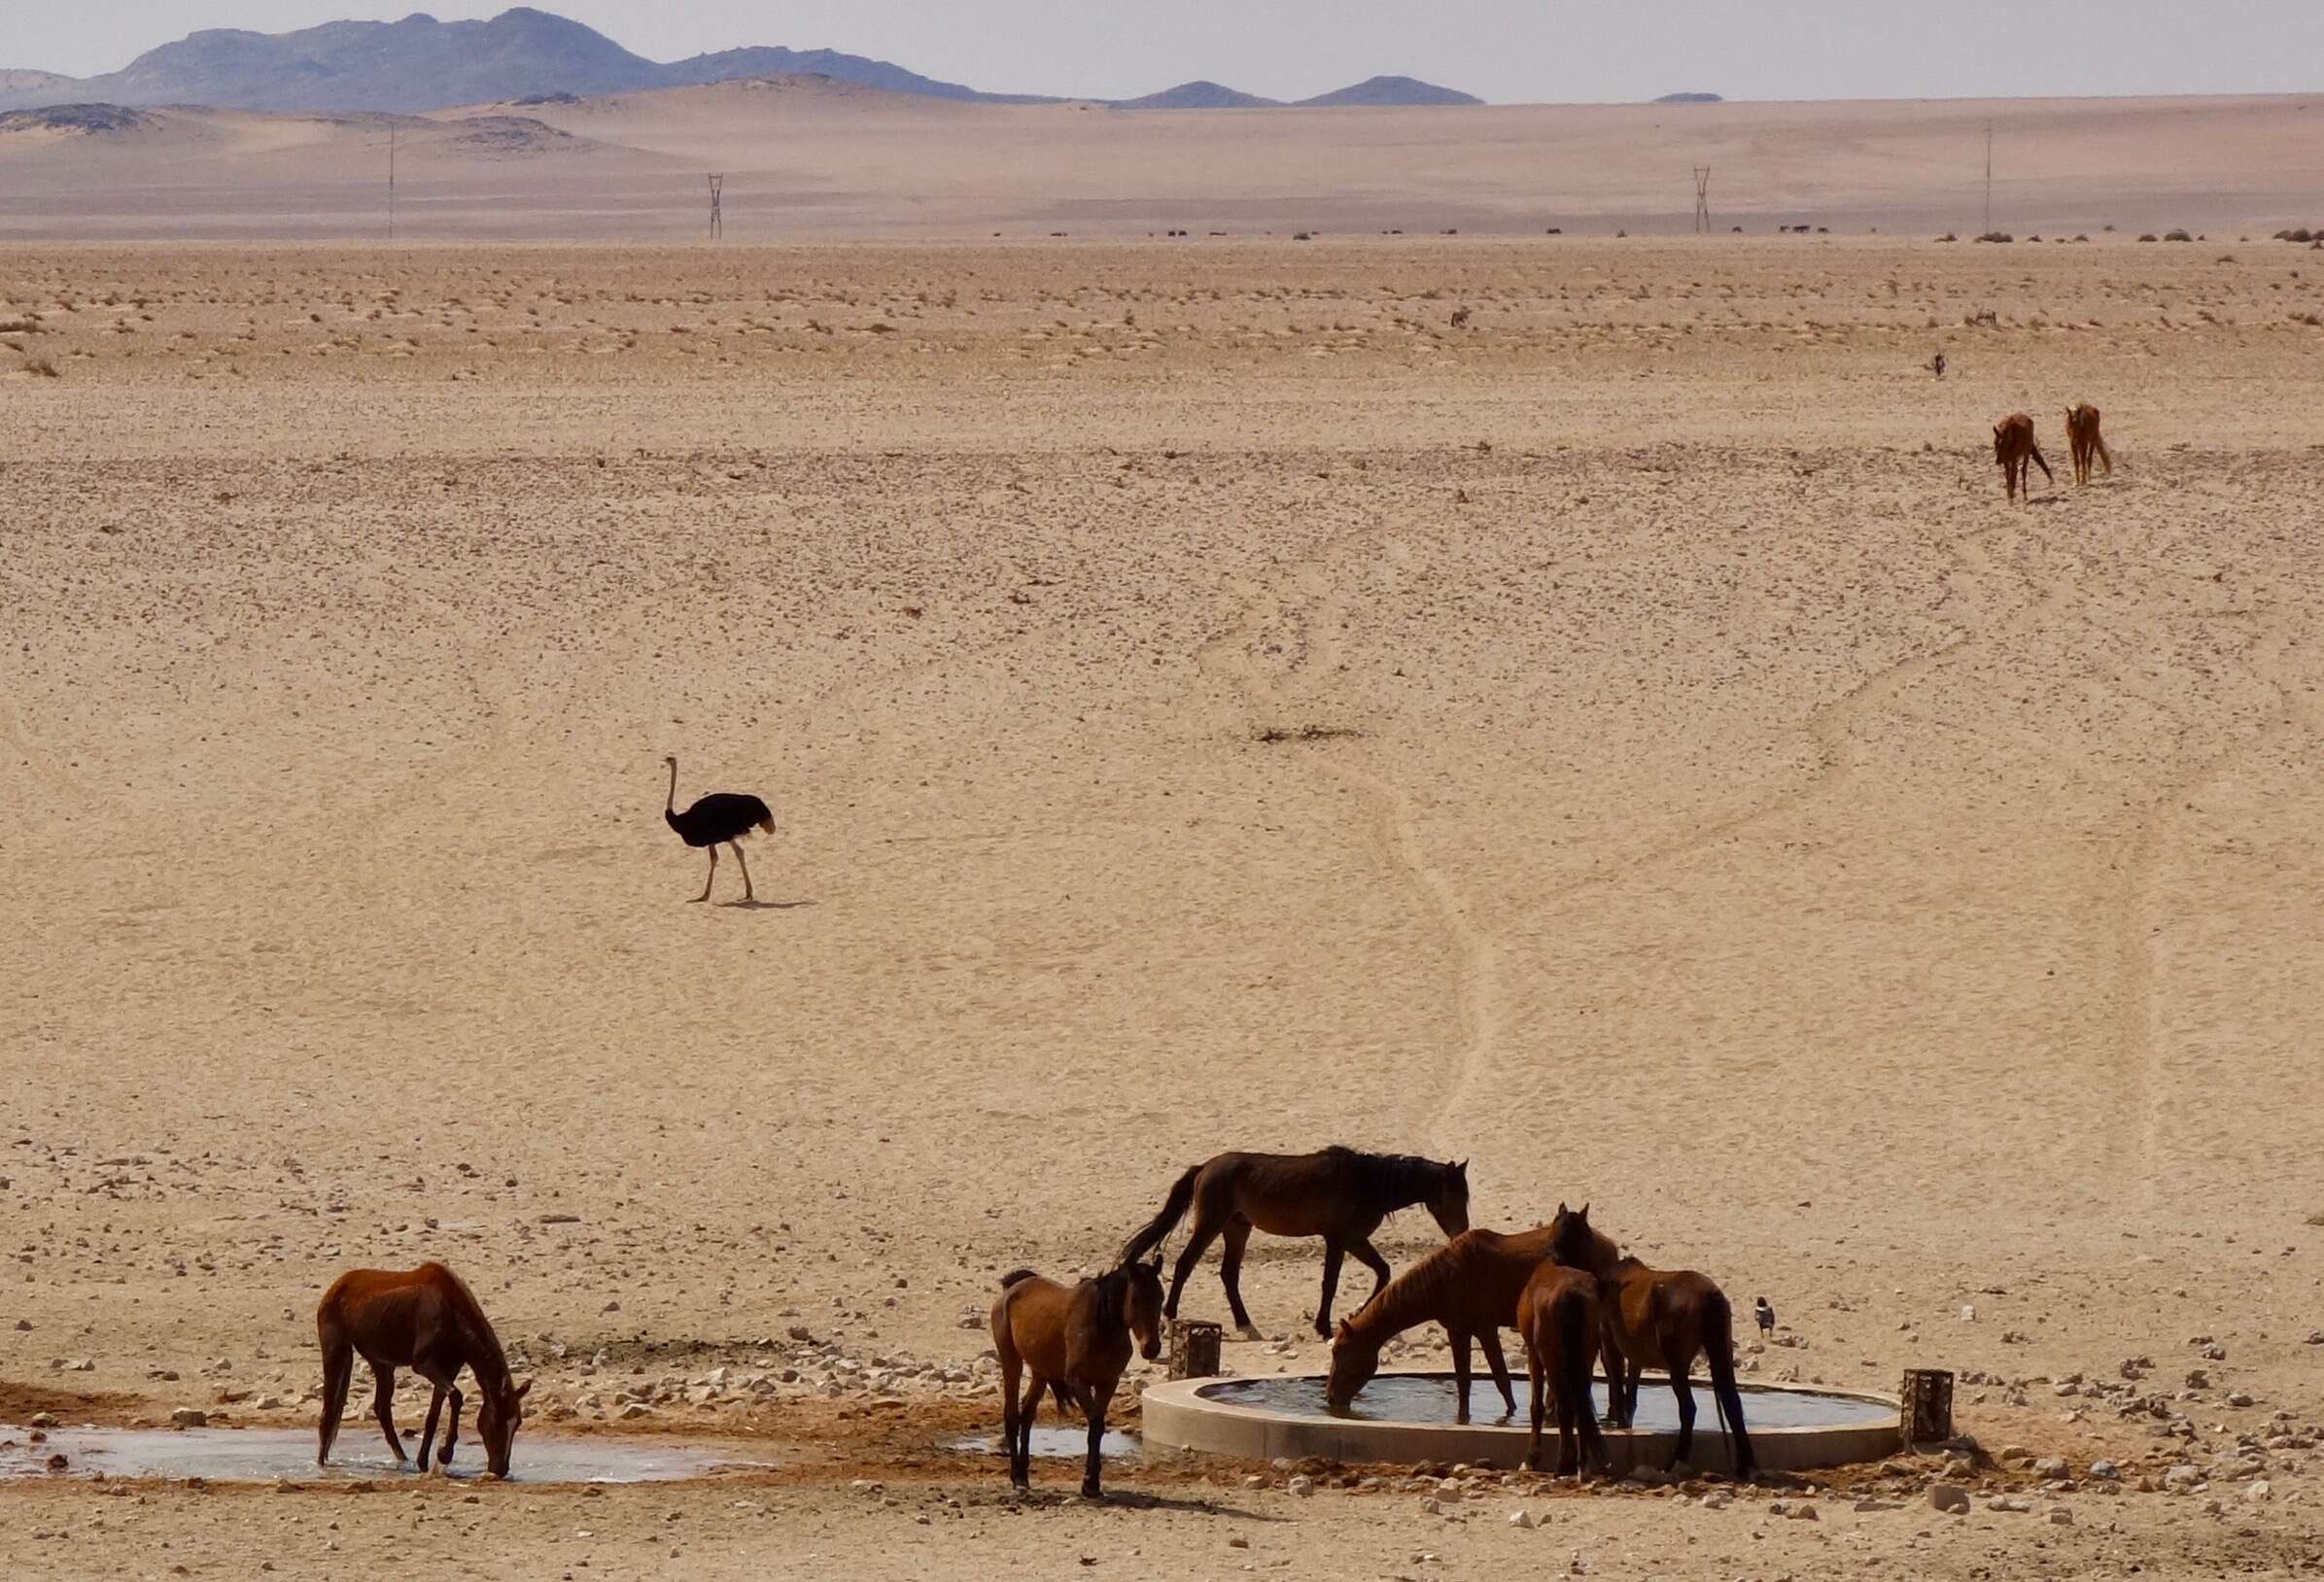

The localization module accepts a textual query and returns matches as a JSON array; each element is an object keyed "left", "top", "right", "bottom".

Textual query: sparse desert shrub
[
  {"left": 1292, "top": 231, "right": 1312, "bottom": 242},
  {"left": 2137, "top": 233, "right": 2159, "bottom": 243},
  {"left": 2276, "top": 227, "right": 2314, "bottom": 243},
  {"left": 1935, "top": 231, "right": 1959, "bottom": 242},
  {"left": 0, "top": 316, "right": 41, "bottom": 334},
  {"left": 1976, "top": 231, "right": 2014, "bottom": 244},
  {"left": 1544, "top": 226, "right": 1563, "bottom": 235},
  {"left": 2164, "top": 229, "right": 2193, "bottom": 242},
  {"left": 2292, "top": 311, "right": 2322, "bottom": 327}
]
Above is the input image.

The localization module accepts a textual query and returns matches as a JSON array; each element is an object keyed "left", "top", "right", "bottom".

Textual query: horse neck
[
  {"left": 436, "top": 1279, "right": 510, "bottom": 1390},
  {"left": 1344, "top": 1258, "right": 1445, "bottom": 1347}
]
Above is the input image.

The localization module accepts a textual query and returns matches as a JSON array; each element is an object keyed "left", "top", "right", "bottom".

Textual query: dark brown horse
[
  {"left": 2064, "top": 403, "right": 2113, "bottom": 485},
  {"left": 1120, "top": 1147, "right": 1470, "bottom": 1337},
  {"left": 1516, "top": 1260, "right": 1609, "bottom": 1479},
  {"left": 990, "top": 1256, "right": 1164, "bottom": 1498},
  {"left": 1326, "top": 1224, "right": 1555, "bottom": 1423},
  {"left": 1994, "top": 412, "right": 2053, "bottom": 503},
  {"left": 1548, "top": 1206, "right": 1755, "bottom": 1477},
  {"left": 317, "top": 1262, "right": 532, "bottom": 1477}
]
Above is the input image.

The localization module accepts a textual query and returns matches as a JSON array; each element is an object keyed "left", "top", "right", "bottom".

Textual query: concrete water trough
[{"left": 1142, "top": 1371, "right": 1900, "bottom": 1474}]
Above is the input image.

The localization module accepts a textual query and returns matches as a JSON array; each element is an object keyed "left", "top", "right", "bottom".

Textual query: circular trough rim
[{"left": 1141, "top": 1371, "right": 1901, "bottom": 1475}]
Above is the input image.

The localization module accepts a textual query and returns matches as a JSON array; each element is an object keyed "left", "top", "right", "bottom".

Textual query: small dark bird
[
  {"left": 1930, "top": 352, "right": 1948, "bottom": 379},
  {"left": 1754, "top": 1296, "right": 1776, "bottom": 1336},
  {"left": 661, "top": 754, "right": 775, "bottom": 904}
]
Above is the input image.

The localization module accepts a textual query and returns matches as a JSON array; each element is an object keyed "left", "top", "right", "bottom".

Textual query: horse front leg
[
  {"left": 1080, "top": 1383, "right": 1115, "bottom": 1500},
  {"left": 1451, "top": 1329, "right": 1474, "bottom": 1424},
  {"left": 1348, "top": 1235, "right": 1393, "bottom": 1304},
  {"left": 439, "top": 1384, "right": 464, "bottom": 1468},
  {"left": 1478, "top": 1327, "right": 1517, "bottom": 1419},
  {"left": 1219, "top": 1219, "right": 1259, "bottom": 1338}
]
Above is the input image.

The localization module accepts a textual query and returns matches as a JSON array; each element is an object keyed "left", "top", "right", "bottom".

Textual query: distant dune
[
  {"left": 1297, "top": 76, "right": 1484, "bottom": 107},
  {"left": 1655, "top": 91, "right": 1724, "bottom": 104},
  {"left": 0, "top": 81, "right": 2316, "bottom": 240},
  {"left": 1115, "top": 81, "right": 1284, "bottom": 111}
]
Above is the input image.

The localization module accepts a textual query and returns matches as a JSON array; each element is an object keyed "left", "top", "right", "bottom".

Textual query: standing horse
[
  {"left": 1516, "top": 1260, "right": 1609, "bottom": 1478},
  {"left": 1547, "top": 1206, "right": 1755, "bottom": 1477},
  {"left": 990, "top": 1256, "right": 1163, "bottom": 1498},
  {"left": 2064, "top": 403, "right": 2113, "bottom": 484},
  {"left": 1119, "top": 1147, "right": 1470, "bottom": 1338},
  {"left": 1993, "top": 413, "right": 2053, "bottom": 503},
  {"left": 316, "top": 1262, "right": 532, "bottom": 1477},
  {"left": 1325, "top": 1225, "right": 1555, "bottom": 1423}
]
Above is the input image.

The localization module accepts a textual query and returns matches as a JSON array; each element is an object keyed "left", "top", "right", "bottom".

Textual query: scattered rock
[
  {"left": 2245, "top": 1480, "right": 2272, "bottom": 1502},
  {"left": 1508, "top": 1508, "right": 1536, "bottom": 1529},
  {"left": 2090, "top": 1460, "right": 2121, "bottom": 1480},
  {"left": 171, "top": 1409, "right": 208, "bottom": 1429},
  {"left": 2033, "top": 1456, "right": 2069, "bottom": 1478},
  {"left": 2049, "top": 1506, "right": 2073, "bottom": 1526},
  {"left": 1287, "top": 1475, "right": 1315, "bottom": 1496},
  {"left": 1929, "top": 1484, "right": 1971, "bottom": 1514}
]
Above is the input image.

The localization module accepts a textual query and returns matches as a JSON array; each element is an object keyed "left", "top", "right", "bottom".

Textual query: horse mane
[
  {"left": 429, "top": 1262, "right": 510, "bottom": 1383},
  {"left": 1320, "top": 1146, "right": 1453, "bottom": 1214},
  {"left": 1343, "top": 1234, "right": 1471, "bottom": 1337},
  {"left": 1086, "top": 1266, "right": 1132, "bottom": 1334}
]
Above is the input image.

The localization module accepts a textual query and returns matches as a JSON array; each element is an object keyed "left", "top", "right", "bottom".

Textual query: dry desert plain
[{"left": 4, "top": 230, "right": 2324, "bottom": 1581}]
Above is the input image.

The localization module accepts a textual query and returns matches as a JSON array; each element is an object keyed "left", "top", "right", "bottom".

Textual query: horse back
[
  {"left": 991, "top": 1273, "right": 1075, "bottom": 1377},
  {"left": 317, "top": 1264, "right": 455, "bottom": 1363}
]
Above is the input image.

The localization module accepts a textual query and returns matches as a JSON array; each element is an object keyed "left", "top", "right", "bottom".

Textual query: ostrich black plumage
[{"left": 662, "top": 754, "right": 775, "bottom": 903}]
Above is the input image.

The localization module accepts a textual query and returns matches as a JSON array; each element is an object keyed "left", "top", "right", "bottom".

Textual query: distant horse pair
[{"left": 1994, "top": 404, "right": 2111, "bottom": 501}]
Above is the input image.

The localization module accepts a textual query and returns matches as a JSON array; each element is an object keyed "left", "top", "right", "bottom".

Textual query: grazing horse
[
  {"left": 316, "top": 1262, "right": 533, "bottom": 1477},
  {"left": 1516, "top": 1260, "right": 1609, "bottom": 1478},
  {"left": 1120, "top": 1147, "right": 1470, "bottom": 1338},
  {"left": 2064, "top": 403, "right": 2113, "bottom": 484},
  {"left": 1326, "top": 1225, "right": 1556, "bottom": 1423},
  {"left": 1548, "top": 1206, "right": 1755, "bottom": 1477},
  {"left": 990, "top": 1257, "right": 1164, "bottom": 1498},
  {"left": 1993, "top": 413, "right": 2053, "bottom": 503}
]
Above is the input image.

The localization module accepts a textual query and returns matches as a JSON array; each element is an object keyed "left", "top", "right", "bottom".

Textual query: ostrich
[{"left": 661, "top": 755, "right": 775, "bottom": 904}]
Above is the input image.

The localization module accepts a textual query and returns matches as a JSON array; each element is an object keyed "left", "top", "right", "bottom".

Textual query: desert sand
[
  {"left": 5, "top": 229, "right": 2324, "bottom": 1579},
  {"left": 1, "top": 83, "right": 2320, "bottom": 239}
]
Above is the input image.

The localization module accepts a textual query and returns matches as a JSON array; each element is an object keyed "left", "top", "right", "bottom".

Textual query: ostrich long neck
[{"left": 665, "top": 758, "right": 679, "bottom": 815}]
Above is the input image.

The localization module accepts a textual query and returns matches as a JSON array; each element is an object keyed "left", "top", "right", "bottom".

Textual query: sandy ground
[
  {"left": 2, "top": 84, "right": 2322, "bottom": 239},
  {"left": 5, "top": 237, "right": 2324, "bottom": 1578}
]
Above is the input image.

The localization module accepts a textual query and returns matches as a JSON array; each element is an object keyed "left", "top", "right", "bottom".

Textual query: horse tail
[
  {"left": 1118, "top": 1162, "right": 1200, "bottom": 1266},
  {"left": 316, "top": 1309, "right": 354, "bottom": 1466},
  {"left": 2094, "top": 430, "right": 2113, "bottom": 474},
  {"left": 997, "top": 1268, "right": 1039, "bottom": 1290},
  {"left": 1559, "top": 1285, "right": 1608, "bottom": 1473},
  {"left": 2029, "top": 438, "right": 2054, "bottom": 484},
  {"left": 1701, "top": 1290, "right": 1755, "bottom": 1479}
]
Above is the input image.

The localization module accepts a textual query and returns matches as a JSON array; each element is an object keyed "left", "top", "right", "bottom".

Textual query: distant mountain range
[
  {"left": 1654, "top": 91, "right": 1724, "bottom": 104},
  {"left": 0, "top": 8, "right": 1485, "bottom": 114}
]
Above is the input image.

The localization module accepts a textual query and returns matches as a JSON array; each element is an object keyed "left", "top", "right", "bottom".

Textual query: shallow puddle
[
  {"left": 946, "top": 1427, "right": 1138, "bottom": 1460},
  {"left": 0, "top": 1425, "right": 770, "bottom": 1484}
]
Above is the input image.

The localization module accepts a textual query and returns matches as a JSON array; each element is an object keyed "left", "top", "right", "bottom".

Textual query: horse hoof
[{"left": 1081, "top": 1485, "right": 1105, "bottom": 1501}]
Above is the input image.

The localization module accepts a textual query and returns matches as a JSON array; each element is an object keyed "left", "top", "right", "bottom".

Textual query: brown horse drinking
[
  {"left": 1548, "top": 1206, "right": 1755, "bottom": 1477},
  {"left": 1516, "top": 1261, "right": 1609, "bottom": 1478},
  {"left": 1993, "top": 413, "right": 2054, "bottom": 503},
  {"left": 1120, "top": 1147, "right": 1470, "bottom": 1338},
  {"left": 2064, "top": 402, "right": 2113, "bottom": 485},
  {"left": 989, "top": 1256, "right": 1164, "bottom": 1498},
  {"left": 316, "top": 1262, "right": 533, "bottom": 1477},
  {"left": 1326, "top": 1225, "right": 1555, "bottom": 1423}
]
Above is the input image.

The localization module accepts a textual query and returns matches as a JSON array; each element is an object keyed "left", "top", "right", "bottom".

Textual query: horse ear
[
  {"left": 1334, "top": 1319, "right": 1353, "bottom": 1343},
  {"left": 1578, "top": 1202, "right": 1590, "bottom": 1221},
  {"left": 1455, "top": 1159, "right": 1468, "bottom": 1177},
  {"left": 513, "top": 1378, "right": 533, "bottom": 1400},
  {"left": 1557, "top": 1200, "right": 1568, "bottom": 1215}
]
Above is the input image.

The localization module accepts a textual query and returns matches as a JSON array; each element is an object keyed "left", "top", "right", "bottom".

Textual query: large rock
[{"left": 1929, "top": 1484, "right": 1971, "bottom": 1514}]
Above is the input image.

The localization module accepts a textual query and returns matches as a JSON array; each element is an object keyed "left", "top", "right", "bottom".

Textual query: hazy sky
[{"left": 18, "top": 2, "right": 2324, "bottom": 101}]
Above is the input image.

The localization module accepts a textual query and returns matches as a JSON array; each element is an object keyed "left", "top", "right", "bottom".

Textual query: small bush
[
  {"left": 2137, "top": 233, "right": 2159, "bottom": 243},
  {"left": 2164, "top": 228, "right": 2193, "bottom": 242},
  {"left": 1935, "top": 231, "right": 1959, "bottom": 242},
  {"left": 1976, "top": 231, "right": 2014, "bottom": 244}
]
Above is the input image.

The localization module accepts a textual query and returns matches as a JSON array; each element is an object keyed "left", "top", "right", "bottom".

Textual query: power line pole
[
  {"left": 1692, "top": 165, "right": 1712, "bottom": 233},
  {"left": 1983, "top": 120, "right": 1993, "bottom": 234},
  {"left": 708, "top": 173, "right": 723, "bottom": 240},
  {"left": 388, "top": 121, "right": 398, "bottom": 241}
]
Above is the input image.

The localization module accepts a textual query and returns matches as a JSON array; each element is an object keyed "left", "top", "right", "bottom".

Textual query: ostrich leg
[
  {"left": 693, "top": 845, "right": 718, "bottom": 903},
  {"left": 730, "top": 842, "right": 755, "bottom": 903}
]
